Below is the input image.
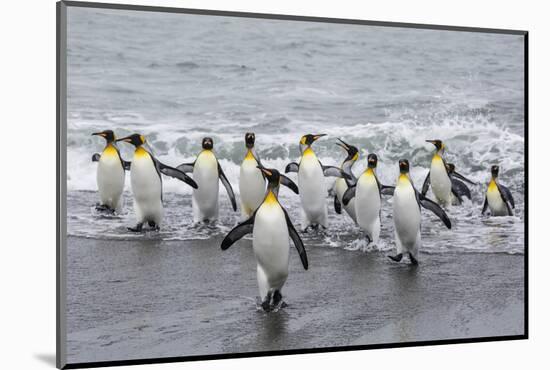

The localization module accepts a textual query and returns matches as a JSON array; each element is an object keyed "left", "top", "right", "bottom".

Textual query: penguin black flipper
[
  {"left": 155, "top": 160, "right": 198, "bottom": 189},
  {"left": 321, "top": 163, "right": 352, "bottom": 179},
  {"left": 334, "top": 194, "right": 342, "bottom": 214},
  {"left": 417, "top": 191, "right": 452, "bottom": 229},
  {"left": 176, "top": 162, "right": 195, "bottom": 173},
  {"left": 343, "top": 169, "right": 358, "bottom": 187},
  {"left": 92, "top": 153, "right": 101, "bottom": 162},
  {"left": 482, "top": 197, "right": 489, "bottom": 215},
  {"left": 285, "top": 162, "right": 299, "bottom": 173},
  {"left": 283, "top": 208, "right": 308, "bottom": 270},
  {"left": 218, "top": 163, "right": 237, "bottom": 211},
  {"left": 451, "top": 178, "right": 471, "bottom": 200},
  {"left": 421, "top": 172, "right": 431, "bottom": 196},
  {"left": 342, "top": 186, "right": 356, "bottom": 206},
  {"left": 498, "top": 184, "right": 515, "bottom": 209},
  {"left": 280, "top": 174, "right": 299, "bottom": 194},
  {"left": 452, "top": 171, "right": 476, "bottom": 185},
  {"left": 221, "top": 214, "right": 256, "bottom": 250}
]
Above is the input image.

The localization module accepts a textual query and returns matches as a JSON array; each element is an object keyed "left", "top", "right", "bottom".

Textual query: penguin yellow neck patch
[
  {"left": 135, "top": 146, "right": 149, "bottom": 158},
  {"left": 103, "top": 144, "right": 117, "bottom": 157},
  {"left": 433, "top": 153, "right": 443, "bottom": 163},
  {"left": 398, "top": 174, "right": 410, "bottom": 185},
  {"left": 245, "top": 149, "right": 255, "bottom": 161},
  {"left": 303, "top": 147, "right": 316, "bottom": 158},
  {"left": 488, "top": 179, "right": 498, "bottom": 192},
  {"left": 264, "top": 190, "right": 278, "bottom": 205}
]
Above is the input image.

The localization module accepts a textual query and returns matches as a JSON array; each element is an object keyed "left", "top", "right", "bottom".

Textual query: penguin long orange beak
[
  {"left": 312, "top": 134, "right": 327, "bottom": 142},
  {"left": 426, "top": 140, "right": 437, "bottom": 145},
  {"left": 257, "top": 166, "right": 273, "bottom": 177},
  {"left": 336, "top": 138, "right": 350, "bottom": 151},
  {"left": 92, "top": 132, "right": 107, "bottom": 137},
  {"left": 115, "top": 136, "right": 132, "bottom": 143}
]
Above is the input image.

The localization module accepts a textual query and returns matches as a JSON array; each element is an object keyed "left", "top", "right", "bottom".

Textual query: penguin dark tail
[{"left": 388, "top": 253, "right": 403, "bottom": 262}]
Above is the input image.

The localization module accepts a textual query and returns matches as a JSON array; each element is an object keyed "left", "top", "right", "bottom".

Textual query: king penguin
[
  {"left": 117, "top": 134, "right": 198, "bottom": 231},
  {"left": 285, "top": 134, "right": 350, "bottom": 231},
  {"left": 342, "top": 154, "right": 395, "bottom": 245},
  {"left": 176, "top": 137, "right": 236, "bottom": 223},
  {"left": 482, "top": 165, "right": 515, "bottom": 216},
  {"left": 91, "top": 130, "right": 130, "bottom": 213},
  {"left": 239, "top": 132, "right": 299, "bottom": 219},
  {"left": 389, "top": 159, "right": 451, "bottom": 265},
  {"left": 221, "top": 166, "right": 308, "bottom": 311},
  {"left": 333, "top": 138, "right": 359, "bottom": 223},
  {"left": 422, "top": 139, "right": 453, "bottom": 206}
]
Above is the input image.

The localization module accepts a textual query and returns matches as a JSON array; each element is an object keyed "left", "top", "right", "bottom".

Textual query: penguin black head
[
  {"left": 446, "top": 163, "right": 456, "bottom": 174},
  {"left": 245, "top": 132, "right": 255, "bottom": 149},
  {"left": 368, "top": 153, "right": 378, "bottom": 169},
  {"left": 426, "top": 139, "right": 444, "bottom": 152},
  {"left": 116, "top": 133, "right": 146, "bottom": 147},
  {"left": 336, "top": 138, "right": 359, "bottom": 162},
  {"left": 300, "top": 134, "right": 326, "bottom": 146},
  {"left": 202, "top": 137, "right": 214, "bottom": 150},
  {"left": 399, "top": 159, "right": 410, "bottom": 174},
  {"left": 92, "top": 130, "right": 116, "bottom": 143},
  {"left": 491, "top": 165, "right": 499, "bottom": 178},
  {"left": 257, "top": 166, "right": 281, "bottom": 188}
]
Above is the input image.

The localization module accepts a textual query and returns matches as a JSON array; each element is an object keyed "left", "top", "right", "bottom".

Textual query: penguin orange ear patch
[{"left": 140, "top": 135, "right": 146, "bottom": 144}]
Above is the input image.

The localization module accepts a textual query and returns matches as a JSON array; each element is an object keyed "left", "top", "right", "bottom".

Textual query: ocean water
[{"left": 66, "top": 7, "right": 525, "bottom": 255}]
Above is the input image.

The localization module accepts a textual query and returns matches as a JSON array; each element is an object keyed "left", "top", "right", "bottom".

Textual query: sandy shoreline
[{"left": 66, "top": 235, "right": 524, "bottom": 364}]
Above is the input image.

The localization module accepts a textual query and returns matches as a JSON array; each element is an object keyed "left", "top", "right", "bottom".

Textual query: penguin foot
[
  {"left": 365, "top": 234, "right": 372, "bottom": 245},
  {"left": 148, "top": 221, "right": 160, "bottom": 231},
  {"left": 388, "top": 253, "right": 403, "bottom": 262},
  {"left": 272, "top": 290, "right": 283, "bottom": 307},
  {"left": 95, "top": 204, "right": 115, "bottom": 214},
  {"left": 261, "top": 292, "right": 273, "bottom": 312},
  {"left": 409, "top": 253, "right": 419, "bottom": 265},
  {"left": 128, "top": 223, "right": 144, "bottom": 232}
]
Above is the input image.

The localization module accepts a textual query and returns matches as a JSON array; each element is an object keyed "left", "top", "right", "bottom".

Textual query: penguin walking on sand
[
  {"left": 389, "top": 159, "right": 451, "bottom": 265},
  {"left": 482, "top": 165, "right": 515, "bottom": 216},
  {"left": 333, "top": 138, "right": 360, "bottom": 223},
  {"left": 422, "top": 140, "right": 457, "bottom": 207},
  {"left": 176, "top": 137, "right": 237, "bottom": 223},
  {"left": 341, "top": 154, "right": 395, "bottom": 245},
  {"left": 239, "top": 133, "right": 299, "bottom": 219},
  {"left": 285, "top": 134, "right": 350, "bottom": 231},
  {"left": 117, "top": 134, "right": 198, "bottom": 231},
  {"left": 221, "top": 166, "right": 308, "bottom": 312},
  {"left": 91, "top": 130, "right": 131, "bottom": 213}
]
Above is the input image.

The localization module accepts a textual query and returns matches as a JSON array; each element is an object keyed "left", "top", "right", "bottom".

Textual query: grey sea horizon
[{"left": 64, "top": 6, "right": 525, "bottom": 364}]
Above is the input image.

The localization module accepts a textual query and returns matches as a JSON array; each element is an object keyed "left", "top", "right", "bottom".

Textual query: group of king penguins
[{"left": 92, "top": 130, "right": 515, "bottom": 311}]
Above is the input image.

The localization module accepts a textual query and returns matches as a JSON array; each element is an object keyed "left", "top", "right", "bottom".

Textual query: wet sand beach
[{"left": 66, "top": 235, "right": 524, "bottom": 364}]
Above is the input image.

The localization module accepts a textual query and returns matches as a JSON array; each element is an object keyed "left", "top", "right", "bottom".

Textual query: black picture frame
[{"left": 56, "top": 1, "right": 528, "bottom": 368}]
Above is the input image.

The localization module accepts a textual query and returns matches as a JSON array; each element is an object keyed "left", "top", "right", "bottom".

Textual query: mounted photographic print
[{"left": 57, "top": 1, "right": 528, "bottom": 368}]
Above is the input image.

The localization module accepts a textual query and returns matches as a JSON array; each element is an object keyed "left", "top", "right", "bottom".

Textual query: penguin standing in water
[
  {"left": 333, "top": 139, "right": 359, "bottom": 223},
  {"left": 445, "top": 163, "right": 476, "bottom": 203},
  {"left": 422, "top": 139, "right": 454, "bottom": 206},
  {"left": 390, "top": 159, "right": 451, "bottom": 265},
  {"left": 117, "top": 134, "right": 197, "bottom": 231},
  {"left": 342, "top": 154, "right": 395, "bottom": 245},
  {"left": 176, "top": 137, "right": 236, "bottom": 223},
  {"left": 482, "top": 165, "right": 515, "bottom": 216},
  {"left": 91, "top": 130, "right": 131, "bottom": 213},
  {"left": 239, "top": 133, "right": 267, "bottom": 218},
  {"left": 285, "top": 134, "right": 350, "bottom": 231},
  {"left": 239, "top": 133, "right": 299, "bottom": 219},
  {"left": 221, "top": 166, "right": 308, "bottom": 311}
]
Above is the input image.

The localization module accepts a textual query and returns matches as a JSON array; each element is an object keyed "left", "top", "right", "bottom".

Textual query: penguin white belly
[
  {"left": 487, "top": 181, "right": 508, "bottom": 216},
  {"left": 239, "top": 157, "right": 266, "bottom": 218},
  {"left": 193, "top": 151, "right": 220, "bottom": 221},
  {"left": 298, "top": 153, "right": 327, "bottom": 227},
  {"left": 97, "top": 146, "right": 125, "bottom": 210},
  {"left": 335, "top": 178, "right": 356, "bottom": 223},
  {"left": 430, "top": 157, "right": 452, "bottom": 206},
  {"left": 355, "top": 173, "right": 381, "bottom": 243},
  {"left": 253, "top": 202, "right": 290, "bottom": 299},
  {"left": 131, "top": 151, "right": 163, "bottom": 224},
  {"left": 393, "top": 180, "right": 421, "bottom": 252}
]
